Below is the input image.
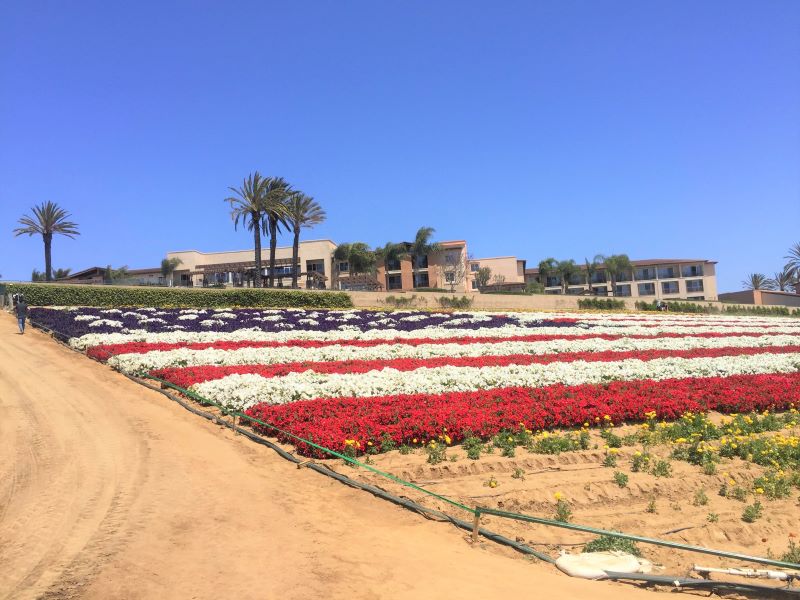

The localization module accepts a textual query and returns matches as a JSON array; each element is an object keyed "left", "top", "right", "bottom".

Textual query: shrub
[
  {"left": 613, "top": 471, "right": 629, "bottom": 488},
  {"left": 578, "top": 298, "right": 625, "bottom": 310},
  {"left": 583, "top": 533, "right": 641, "bottom": 557},
  {"left": 5, "top": 283, "right": 353, "bottom": 309},
  {"left": 742, "top": 501, "right": 763, "bottom": 523},
  {"left": 438, "top": 295, "right": 473, "bottom": 309}
]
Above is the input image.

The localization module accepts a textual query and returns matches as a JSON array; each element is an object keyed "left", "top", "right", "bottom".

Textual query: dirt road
[{"left": 0, "top": 315, "right": 654, "bottom": 600}]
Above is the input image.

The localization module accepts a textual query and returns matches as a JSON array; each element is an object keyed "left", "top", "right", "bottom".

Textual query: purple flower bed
[{"left": 29, "top": 307, "right": 582, "bottom": 339}]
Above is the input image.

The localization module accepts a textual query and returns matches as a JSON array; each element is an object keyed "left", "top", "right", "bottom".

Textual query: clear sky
[{"left": 2, "top": 1, "right": 798, "bottom": 292}]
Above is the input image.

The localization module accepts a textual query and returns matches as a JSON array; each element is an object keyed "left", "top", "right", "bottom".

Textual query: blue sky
[{"left": 1, "top": 0, "right": 798, "bottom": 292}]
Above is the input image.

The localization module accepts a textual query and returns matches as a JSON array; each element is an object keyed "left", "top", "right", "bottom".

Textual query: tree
[
  {"left": 226, "top": 172, "right": 272, "bottom": 288},
  {"left": 104, "top": 265, "right": 129, "bottom": 284},
  {"left": 595, "top": 254, "right": 632, "bottom": 297},
  {"left": 785, "top": 242, "right": 800, "bottom": 284},
  {"left": 374, "top": 241, "right": 409, "bottom": 289},
  {"left": 492, "top": 273, "right": 506, "bottom": 286},
  {"left": 263, "top": 177, "right": 293, "bottom": 287},
  {"left": 474, "top": 267, "right": 492, "bottom": 291},
  {"left": 333, "top": 242, "right": 377, "bottom": 289},
  {"left": 53, "top": 268, "right": 71, "bottom": 279},
  {"left": 286, "top": 193, "right": 326, "bottom": 288},
  {"left": 435, "top": 250, "right": 469, "bottom": 292},
  {"left": 770, "top": 266, "right": 795, "bottom": 292},
  {"left": 556, "top": 259, "right": 578, "bottom": 294},
  {"left": 409, "top": 227, "right": 441, "bottom": 289},
  {"left": 525, "top": 281, "right": 545, "bottom": 294},
  {"left": 14, "top": 201, "right": 80, "bottom": 282},
  {"left": 743, "top": 273, "right": 775, "bottom": 291},
  {"left": 161, "top": 257, "right": 182, "bottom": 287},
  {"left": 584, "top": 256, "right": 604, "bottom": 295},
  {"left": 537, "top": 257, "right": 558, "bottom": 289},
  {"left": 31, "top": 269, "right": 46, "bottom": 282}
]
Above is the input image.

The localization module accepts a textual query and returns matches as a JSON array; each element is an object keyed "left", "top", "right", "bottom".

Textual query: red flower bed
[
  {"left": 85, "top": 330, "right": 788, "bottom": 362},
  {"left": 152, "top": 344, "right": 800, "bottom": 388},
  {"left": 244, "top": 372, "right": 800, "bottom": 458}
]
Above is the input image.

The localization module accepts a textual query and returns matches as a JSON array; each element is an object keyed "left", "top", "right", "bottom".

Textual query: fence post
[{"left": 471, "top": 508, "right": 481, "bottom": 544}]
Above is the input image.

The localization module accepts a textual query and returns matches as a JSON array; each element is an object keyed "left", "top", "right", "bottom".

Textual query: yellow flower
[
  {"left": 728, "top": 478, "right": 736, "bottom": 485},
  {"left": 583, "top": 422, "right": 590, "bottom": 428},
  {"left": 444, "top": 434, "right": 452, "bottom": 445},
  {"left": 755, "top": 487, "right": 764, "bottom": 494},
  {"left": 412, "top": 438, "right": 418, "bottom": 443},
  {"left": 554, "top": 492, "right": 564, "bottom": 501},
  {"left": 634, "top": 451, "right": 642, "bottom": 457}
]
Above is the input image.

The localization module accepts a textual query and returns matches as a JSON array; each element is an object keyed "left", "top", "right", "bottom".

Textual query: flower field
[{"left": 31, "top": 307, "right": 800, "bottom": 458}]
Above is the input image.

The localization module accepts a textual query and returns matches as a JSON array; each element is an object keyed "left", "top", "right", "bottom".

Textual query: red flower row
[
  {"left": 151, "top": 344, "right": 800, "bottom": 388},
  {"left": 86, "top": 330, "right": 789, "bottom": 362},
  {"left": 243, "top": 372, "right": 800, "bottom": 458}
]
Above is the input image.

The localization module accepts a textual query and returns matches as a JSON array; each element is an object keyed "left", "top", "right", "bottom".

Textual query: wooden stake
[{"left": 471, "top": 509, "right": 481, "bottom": 544}]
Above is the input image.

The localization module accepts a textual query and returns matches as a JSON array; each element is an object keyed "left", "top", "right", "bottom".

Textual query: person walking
[{"left": 15, "top": 295, "right": 28, "bottom": 334}]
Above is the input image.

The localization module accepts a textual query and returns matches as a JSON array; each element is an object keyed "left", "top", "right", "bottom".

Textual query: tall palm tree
[
  {"left": 785, "top": 242, "right": 800, "bottom": 284},
  {"left": 409, "top": 227, "right": 441, "bottom": 289},
  {"left": 226, "top": 172, "right": 271, "bottom": 288},
  {"left": 597, "top": 254, "right": 632, "bottom": 297},
  {"left": 14, "top": 201, "right": 80, "bottom": 281},
  {"left": 743, "top": 273, "right": 775, "bottom": 291},
  {"left": 161, "top": 257, "right": 183, "bottom": 287},
  {"left": 286, "top": 193, "right": 326, "bottom": 288},
  {"left": 263, "top": 177, "right": 293, "bottom": 287},
  {"left": 584, "top": 257, "right": 604, "bottom": 295},
  {"left": 538, "top": 257, "right": 558, "bottom": 290},
  {"left": 374, "top": 242, "right": 408, "bottom": 290},
  {"left": 557, "top": 259, "right": 578, "bottom": 294}
]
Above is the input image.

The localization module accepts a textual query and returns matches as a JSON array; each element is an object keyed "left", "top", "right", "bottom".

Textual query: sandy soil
[{"left": 0, "top": 314, "right": 662, "bottom": 600}]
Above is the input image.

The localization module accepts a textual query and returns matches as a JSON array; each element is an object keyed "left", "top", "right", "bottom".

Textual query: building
[
  {"left": 336, "top": 240, "right": 472, "bottom": 292},
  {"left": 468, "top": 256, "right": 527, "bottom": 291},
  {"left": 524, "top": 259, "right": 718, "bottom": 301},
  {"left": 57, "top": 266, "right": 163, "bottom": 286},
  {"left": 719, "top": 289, "right": 800, "bottom": 308},
  {"left": 166, "top": 239, "right": 337, "bottom": 288}
]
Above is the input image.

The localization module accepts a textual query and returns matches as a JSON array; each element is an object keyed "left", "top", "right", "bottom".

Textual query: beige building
[
  {"left": 468, "top": 257, "right": 527, "bottom": 291},
  {"left": 719, "top": 289, "right": 800, "bottom": 308},
  {"left": 167, "top": 239, "right": 337, "bottom": 288},
  {"left": 525, "top": 259, "right": 718, "bottom": 301}
]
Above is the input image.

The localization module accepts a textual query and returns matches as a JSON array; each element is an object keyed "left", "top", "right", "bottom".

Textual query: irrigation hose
[{"left": 25, "top": 316, "right": 800, "bottom": 596}]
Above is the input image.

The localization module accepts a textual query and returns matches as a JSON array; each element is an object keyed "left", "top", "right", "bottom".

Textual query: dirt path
[{"left": 0, "top": 315, "right": 655, "bottom": 600}]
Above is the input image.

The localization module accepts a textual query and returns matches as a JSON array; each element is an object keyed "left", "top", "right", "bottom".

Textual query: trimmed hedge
[
  {"left": 5, "top": 283, "right": 353, "bottom": 309},
  {"left": 578, "top": 298, "right": 626, "bottom": 310}
]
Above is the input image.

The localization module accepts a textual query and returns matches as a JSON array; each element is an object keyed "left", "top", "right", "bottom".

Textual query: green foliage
[
  {"left": 692, "top": 488, "right": 709, "bottom": 506},
  {"left": 379, "top": 433, "right": 397, "bottom": 453},
  {"left": 438, "top": 295, "right": 473, "bottom": 309},
  {"left": 613, "top": 471, "right": 629, "bottom": 488},
  {"left": 631, "top": 451, "right": 651, "bottom": 472},
  {"left": 650, "top": 459, "right": 673, "bottom": 478},
  {"left": 492, "top": 432, "right": 517, "bottom": 457},
  {"left": 636, "top": 300, "right": 717, "bottom": 314},
  {"left": 6, "top": 283, "right": 353, "bottom": 308},
  {"left": 385, "top": 294, "right": 420, "bottom": 308},
  {"left": 462, "top": 434, "right": 483, "bottom": 460},
  {"left": 646, "top": 498, "right": 657, "bottom": 513},
  {"left": 781, "top": 540, "right": 800, "bottom": 563},
  {"left": 583, "top": 533, "right": 641, "bottom": 557},
  {"left": 742, "top": 501, "right": 763, "bottom": 523},
  {"left": 474, "top": 267, "right": 492, "bottom": 290},
  {"left": 554, "top": 498, "right": 572, "bottom": 522},
  {"left": 511, "top": 467, "right": 526, "bottom": 480},
  {"left": 707, "top": 512, "right": 719, "bottom": 523},
  {"left": 722, "top": 304, "right": 800, "bottom": 317},
  {"left": 525, "top": 281, "right": 545, "bottom": 294},
  {"left": 578, "top": 298, "right": 625, "bottom": 310},
  {"left": 424, "top": 441, "right": 447, "bottom": 465}
]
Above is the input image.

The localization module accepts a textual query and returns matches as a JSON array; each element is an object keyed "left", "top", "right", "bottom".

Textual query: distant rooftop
[{"left": 525, "top": 258, "right": 716, "bottom": 275}]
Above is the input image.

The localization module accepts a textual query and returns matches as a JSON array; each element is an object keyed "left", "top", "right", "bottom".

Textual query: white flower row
[
  {"left": 69, "top": 322, "right": 800, "bottom": 350},
  {"left": 107, "top": 333, "right": 800, "bottom": 375},
  {"left": 192, "top": 352, "right": 800, "bottom": 410}
]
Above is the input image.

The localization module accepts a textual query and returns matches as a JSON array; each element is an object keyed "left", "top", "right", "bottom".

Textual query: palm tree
[
  {"left": 374, "top": 242, "right": 408, "bottom": 290},
  {"left": 53, "top": 268, "right": 72, "bottom": 279},
  {"left": 785, "top": 242, "right": 800, "bottom": 283},
  {"left": 409, "top": 227, "right": 441, "bottom": 289},
  {"left": 286, "top": 193, "right": 326, "bottom": 288},
  {"left": 584, "top": 257, "right": 603, "bottom": 295},
  {"left": 743, "top": 273, "right": 776, "bottom": 291},
  {"left": 161, "top": 257, "right": 183, "bottom": 287},
  {"left": 597, "top": 254, "right": 632, "bottom": 297},
  {"left": 263, "top": 177, "right": 293, "bottom": 287},
  {"left": 14, "top": 201, "right": 80, "bottom": 281},
  {"left": 226, "top": 172, "right": 271, "bottom": 288},
  {"left": 556, "top": 259, "right": 578, "bottom": 294},
  {"left": 537, "top": 257, "right": 558, "bottom": 290},
  {"left": 770, "top": 266, "right": 795, "bottom": 292}
]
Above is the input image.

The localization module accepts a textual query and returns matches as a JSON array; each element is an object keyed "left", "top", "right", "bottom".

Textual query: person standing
[{"left": 15, "top": 295, "right": 28, "bottom": 334}]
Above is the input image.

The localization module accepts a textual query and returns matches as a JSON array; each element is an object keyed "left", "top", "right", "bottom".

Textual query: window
[
  {"left": 338, "top": 262, "right": 349, "bottom": 272},
  {"left": 657, "top": 267, "right": 676, "bottom": 279},
  {"left": 567, "top": 287, "right": 584, "bottom": 295},
  {"left": 635, "top": 267, "right": 656, "bottom": 281},
  {"left": 638, "top": 282, "right": 656, "bottom": 296},
  {"left": 615, "top": 284, "right": 631, "bottom": 297},
  {"left": 686, "top": 279, "right": 704, "bottom": 293},
  {"left": 687, "top": 296, "right": 705, "bottom": 300},
  {"left": 445, "top": 272, "right": 455, "bottom": 284},
  {"left": 306, "top": 261, "right": 324, "bottom": 274},
  {"left": 471, "top": 280, "right": 478, "bottom": 290},
  {"left": 682, "top": 264, "right": 704, "bottom": 277},
  {"left": 545, "top": 276, "right": 561, "bottom": 287},
  {"left": 615, "top": 270, "right": 632, "bottom": 282},
  {"left": 470, "top": 263, "right": 480, "bottom": 272},
  {"left": 590, "top": 272, "right": 607, "bottom": 284},
  {"left": 593, "top": 286, "right": 608, "bottom": 296},
  {"left": 413, "top": 273, "right": 429, "bottom": 288},
  {"left": 412, "top": 255, "right": 428, "bottom": 269},
  {"left": 387, "top": 274, "right": 403, "bottom": 290},
  {"left": 568, "top": 274, "right": 584, "bottom": 285},
  {"left": 661, "top": 281, "right": 679, "bottom": 294},
  {"left": 386, "top": 258, "right": 402, "bottom": 271}
]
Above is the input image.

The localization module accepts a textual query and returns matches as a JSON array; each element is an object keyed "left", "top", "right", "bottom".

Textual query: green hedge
[
  {"left": 578, "top": 298, "right": 626, "bottom": 310},
  {"left": 5, "top": 283, "right": 353, "bottom": 309}
]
